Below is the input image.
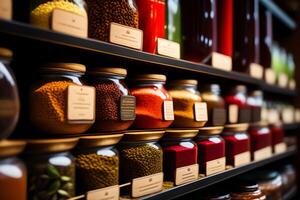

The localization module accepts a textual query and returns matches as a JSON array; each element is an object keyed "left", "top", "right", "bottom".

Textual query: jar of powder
[
  {"left": 87, "top": 68, "right": 135, "bottom": 132},
  {"left": 30, "top": 63, "right": 95, "bottom": 135}
]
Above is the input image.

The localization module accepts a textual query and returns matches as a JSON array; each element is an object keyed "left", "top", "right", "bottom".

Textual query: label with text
[
  {"left": 120, "top": 96, "right": 136, "bottom": 121},
  {"left": 175, "top": 164, "right": 199, "bottom": 185},
  {"left": 249, "top": 63, "right": 263, "bottom": 79},
  {"left": 0, "top": 0, "right": 12, "bottom": 20},
  {"left": 265, "top": 68, "right": 276, "bottom": 85},
  {"left": 157, "top": 38, "right": 180, "bottom": 59},
  {"left": 234, "top": 151, "right": 251, "bottom": 167},
  {"left": 86, "top": 185, "right": 119, "bottom": 200},
  {"left": 206, "top": 157, "right": 226, "bottom": 176},
  {"left": 275, "top": 142, "right": 287, "bottom": 154},
  {"left": 132, "top": 173, "right": 163, "bottom": 198},
  {"left": 254, "top": 146, "right": 272, "bottom": 161},
  {"left": 212, "top": 52, "right": 232, "bottom": 71},
  {"left": 278, "top": 73, "right": 288, "bottom": 88},
  {"left": 228, "top": 104, "right": 238, "bottom": 124},
  {"left": 194, "top": 102, "right": 208, "bottom": 122},
  {"left": 163, "top": 101, "right": 174, "bottom": 121}
]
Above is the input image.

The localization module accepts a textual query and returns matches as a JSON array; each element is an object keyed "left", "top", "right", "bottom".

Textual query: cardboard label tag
[
  {"left": 289, "top": 79, "right": 296, "bottom": 90},
  {"left": 52, "top": 8, "right": 88, "bottom": 38},
  {"left": 282, "top": 107, "right": 294, "bottom": 124},
  {"left": 251, "top": 107, "right": 262, "bottom": 123},
  {"left": 274, "top": 142, "right": 287, "bottom": 154},
  {"left": 278, "top": 73, "right": 288, "bottom": 88},
  {"left": 265, "top": 68, "right": 276, "bottom": 85},
  {"left": 163, "top": 100, "right": 174, "bottom": 121},
  {"left": 67, "top": 85, "right": 95, "bottom": 122},
  {"left": 110, "top": 22, "right": 143, "bottom": 50},
  {"left": 132, "top": 173, "right": 163, "bottom": 198},
  {"left": 157, "top": 38, "right": 180, "bottom": 59},
  {"left": 206, "top": 157, "right": 225, "bottom": 176},
  {"left": 212, "top": 52, "right": 232, "bottom": 71},
  {"left": 194, "top": 102, "right": 208, "bottom": 122},
  {"left": 254, "top": 146, "right": 272, "bottom": 161},
  {"left": 249, "top": 63, "right": 264, "bottom": 79},
  {"left": 86, "top": 185, "right": 119, "bottom": 200},
  {"left": 120, "top": 96, "right": 136, "bottom": 121},
  {"left": 234, "top": 151, "right": 251, "bottom": 167},
  {"left": 175, "top": 164, "right": 199, "bottom": 185},
  {"left": 228, "top": 104, "right": 238, "bottom": 124},
  {"left": 268, "top": 109, "right": 280, "bottom": 124},
  {"left": 211, "top": 108, "right": 226, "bottom": 126},
  {"left": 0, "top": 0, "right": 12, "bottom": 20}
]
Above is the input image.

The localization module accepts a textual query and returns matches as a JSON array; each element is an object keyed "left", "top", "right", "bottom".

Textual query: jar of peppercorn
[
  {"left": 161, "top": 129, "right": 198, "bottom": 185},
  {"left": 130, "top": 74, "right": 174, "bottom": 129},
  {"left": 231, "top": 180, "right": 266, "bottom": 200},
  {"left": 269, "top": 123, "right": 286, "bottom": 154},
  {"left": 87, "top": 68, "right": 135, "bottom": 132}
]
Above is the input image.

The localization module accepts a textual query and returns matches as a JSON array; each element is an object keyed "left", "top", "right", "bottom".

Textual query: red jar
[
  {"left": 247, "top": 90, "right": 263, "bottom": 123},
  {"left": 269, "top": 124, "right": 286, "bottom": 154},
  {"left": 136, "top": 0, "right": 166, "bottom": 54}
]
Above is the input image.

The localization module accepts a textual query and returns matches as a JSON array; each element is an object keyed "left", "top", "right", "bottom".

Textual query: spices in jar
[
  {"left": 231, "top": 180, "right": 266, "bottom": 200},
  {"left": 23, "top": 138, "right": 78, "bottom": 200},
  {"left": 87, "top": 68, "right": 135, "bottom": 132},
  {"left": 0, "top": 140, "right": 27, "bottom": 200},
  {"left": 130, "top": 74, "right": 174, "bottom": 129},
  {"left": 247, "top": 90, "right": 263, "bottom": 123},
  {"left": 168, "top": 80, "right": 207, "bottom": 128},
  {"left": 30, "top": 63, "right": 95, "bottom": 135},
  {"left": 269, "top": 124, "right": 286, "bottom": 154}
]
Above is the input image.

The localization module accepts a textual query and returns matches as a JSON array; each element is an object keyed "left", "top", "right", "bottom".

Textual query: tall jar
[
  {"left": 87, "top": 68, "right": 135, "bottom": 132},
  {"left": 30, "top": 63, "right": 95, "bottom": 135},
  {"left": 23, "top": 138, "right": 78, "bottom": 200},
  {"left": 0, "top": 48, "right": 20, "bottom": 139},
  {"left": 0, "top": 140, "right": 26, "bottom": 200},
  {"left": 136, "top": 0, "right": 166, "bottom": 53},
  {"left": 168, "top": 80, "right": 207, "bottom": 128},
  {"left": 247, "top": 90, "right": 263, "bottom": 123},
  {"left": 75, "top": 134, "right": 123, "bottom": 194},
  {"left": 231, "top": 180, "right": 266, "bottom": 200},
  {"left": 166, "top": 0, "right": 181, "bottom": 44},
  {"left": 130, "top": 74, "right": 174, "bottom": 129}
]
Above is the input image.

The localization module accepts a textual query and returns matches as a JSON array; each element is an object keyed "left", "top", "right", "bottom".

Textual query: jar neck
[
  {"left": 133, "top": 81, "right": 165, "bottom": 87},
  {"left": 39, "top": 72, "right": 83, "bottom": 84}
]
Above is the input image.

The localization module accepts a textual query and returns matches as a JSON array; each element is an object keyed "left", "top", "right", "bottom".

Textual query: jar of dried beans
[
  {"left": 30, "top": 63, "right": 95, "bottom": 135},
  {"left": 161, "top": 129, "right": 198, "bottom": 185},
  {"left": 168, "top": 80, "right": 207, "bottom": 128},
  {"left": 130, "top": 74, "right": 174, "bottom": 129},
  {"left": 87, "top": 68, "right": 135, "bottom": 132}
]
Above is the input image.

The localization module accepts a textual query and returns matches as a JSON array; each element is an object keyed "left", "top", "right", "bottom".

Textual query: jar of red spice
[
  {"left": 161, "top": 129, "right": 198, "bottom": 185},
  {"left": 87, "top": 68, "right": 135, "bottom": 132},
  {"left": 130, "top": 74, "right": 174, "bottom": 129},
  {"left": 269, "top": 123, "right": 286, "bottom": 154},
  {"left": 222, "top": 124, "right": 250, "bottom": 167},
  {"left": 247, "top": 90, "right": 263, "bottom": 123}
]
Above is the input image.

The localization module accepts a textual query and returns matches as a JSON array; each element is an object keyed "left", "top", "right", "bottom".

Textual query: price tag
[
  {"left": 0, "top": 0, "right": 12, "bottom": 20},
  {"left": 175, "top": 164, "right": 199, "bottom": 185},
  {"left": 274, "top": 142, "right": 287, "bottom": 154},
  {"left": 234, "top": 151, "right": 251, "bottom": 167},
  {"left": 212, "top": 52, "right": 232, "bottom": 71},
  {"left": 132, "top": 173, "right": 163, "bottom": 198},
  {"left": 289, "top": 79, "right": 296, "bottom": 90},
  {"left": 249, "top": 63, "right": 264, "bottom": 79},
  {"left": 254, "top": 146, "right": 272, "bottom": 161},
  {"left": 265, "top": 68, "right": 276, "bottom": 85},
  {"left": 120, "top": 96, "right": 136, "bottom": 121},
  {"left": 157, "top": 38, "right": 180, "bottom": 59},
  {"left": 86, "top": 185, "right": 119, "bottom": 200},
  {"left": 278, "top": 73, "right": 288, "bottom": 88},
  {"left": 206, "top": 157, "right": 225, "bottom": 176},
  {"left": 194, "top": 102, "right": 208, "bottom": 122},
  {"left": 163, "top": 101, "right": 174, "bottom": 121},
  {"left": 228, "top": 104, "right": 238, "bottom": 124}
]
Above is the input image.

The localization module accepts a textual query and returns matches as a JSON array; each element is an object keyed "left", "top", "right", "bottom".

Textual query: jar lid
[
  {"left": 198, "top": 126, "right": 224, "bottom": 135},
  {"left": 234, "top": 180, "right": 260, "bottom": 192},
  {"left": 224, "top": 123, "right": 249, "bottom": 132},
  {"left": 24, "top": 138, "right": 78, "bottom": 154},
  {"left": 133, "top": 74, "right": 166, "bottom": 82},
  {"left": 40, "top": 63, "right": 86, "bottom": 73},
  {"left": 250, "top": 121, "right": 269, "bottom": 128},
  {"left": 248, "top": 170, "right": 280, "bottom": 181},
  {"left": 78, "top": 134, "right": 123, "bottom": 148},
  {"left": 168, "top": 79, "right": 198, "bottom": 86},
  {"left": 87, "top": 67, "right": 127, "bottom": 77},
  {"left": 0, "top": 47, "right": 13, "bottom": 58},
  {"left": 0, "top": 140, "right": 26, "bottom": 157},
  {"left": 164, "top": 129, "right": 199, "bottom": 139},
  {"left": 122, "top": 130, "right": 164, "bottom": 142}
]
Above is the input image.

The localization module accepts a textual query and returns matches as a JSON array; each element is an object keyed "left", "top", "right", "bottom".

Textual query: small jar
[
  {"left": 75, "top": 134, "right": 123, "bottom": 194},
  {"left": 280, "top": 165, "right": 296, "bottom": 193},
  {"left": 130, "top": 74, "right": 174, "bottom": 129},
  {"left": 231, "top": 181, "right": 266, "bottom": 200},
  {"left": 269, "top": 124, "right": 286, "bottom": 154},
  {"left": 23, "top": 138, "right": 78, "bottom": 200},
  {"left": 161, "top": 129, "right": 198, "bottom": 183},
  {"left": 87, "top": 68, "right": 135, "bottom": 132},
  {"left": 0, "top": 48, "right": 20, "bottom": 139},
  {"left": 0, "top": 140, "right": 26, "bottom": 200},
  {"left": 168, "top": 80, "right": 207, "bottom": 128},
  {"left": 247, "top": 90, "right": 263, "bottom": 122},
  {"left": 30, "top": 63, "right": 95, "bottom": 135},
  {"left": 222, "top": 124, "right": 250, "bottom": 167}
]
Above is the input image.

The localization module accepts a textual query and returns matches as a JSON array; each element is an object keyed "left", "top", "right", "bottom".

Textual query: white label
[
  {"left": 86, "top": 185, "right": 119, "bottom": 200},
  {"left": 175, "top": 164, "right": 199, "bottom": 185},
  {"left": 254, "top": 146, "right": 272, "bottom": 161},
  {"left": 289, "top": 79, "right": 296, "bottom": 90},
  {"left": 212, "top": 52, "right": 232, "bottom": 71},
  {"left": 163, "top": 101, "right": 174, "bottom": 121},
  {"left": 0, "top": 0, "right": 12, "bottom": 20},
  {"left": 206, "top": 157, "right": 226, "bottom": 176},
  {"left": 268, "top": 109, "right": 280, "bottom": 124},
  {"left": 234, "top": 151, "right": 251, "bottom": 167},
  {"left": 132, "top": 173, "right": 163, "bottom": 198},
  {"left": 228, "top": 104, "right": 238, "bottom": 124},
  {"left": 110, "top": 22, "right": 143, "bottom": 50},
  {"left": 275, "top": 142, "right": 287, "bottom": 154},
  {"left": 265, "top": 68, "right": 276, "bottom": 85},
  {"left": 52, "top": 8, "right": 88, "bottom": 38},
  {"left": 282, "top": 107, "right": 294, "bottom": 124},
  {"left": 67, "top": 85, "right": 95, "bottom": 122},
  {"left": 194, "top": 102, "right": 208, "bottom": 122},
  {"left": 157, "top": 38, "right": 180, "bottom": 59},
  {"left": 278, "top": 73, "right": 288, "bottom": 88},
  {"left": 250, "top": 63, "right": 264, "bottom": 79}
]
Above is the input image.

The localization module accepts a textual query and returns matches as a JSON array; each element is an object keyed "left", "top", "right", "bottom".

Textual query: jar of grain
[
  {"left": 0, "top": 140, "right": 26, "bottom": 200},
  {"left": 23, "top": 138, "right": 78, "bottom": 200},
  {"left": 0, "top": 47, "right": 20, "bottom": 139},
  {"left": 87, "top": 68, "right": 135, "bottom": 132},
  {"left": 30, "top": 63, "right": 95, "bottom": 135},
  {"left": 75, "top": 134, "right": 123, "bottom": 194}
]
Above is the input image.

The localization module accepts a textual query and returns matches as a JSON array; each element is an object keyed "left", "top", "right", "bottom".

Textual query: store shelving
[{"left": 283, "top": 123, "right": 300, "bottom": 131}]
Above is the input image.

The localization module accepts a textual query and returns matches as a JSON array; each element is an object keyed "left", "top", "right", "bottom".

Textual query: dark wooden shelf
[{"left": 283, "top": 123, "right": 300, "bottom": 131}]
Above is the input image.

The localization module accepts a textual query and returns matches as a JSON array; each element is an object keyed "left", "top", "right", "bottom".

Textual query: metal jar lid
[
  {"left": 164, "top": 129, "right": 198, "bottom": 139},
  {"left": 0, "top": 140, "right": 26, "bottom": 157},
  {"left": 87, "top": 67, "right": 127, "bottom": 77},
  {"left": 132, "top": 74, "right": 167, "bottom": 82},
  {"left": 122, "top": 130, "right": 165, "bottom": 142},
  {"left": 78, "top": 134, "right": 123, "bottom": 148},
  {"left": 40, "top": 63, "right": 86, "bottom": 73},
  {"left": 198, "top": 126, "right": 224, "bottom": 135}
]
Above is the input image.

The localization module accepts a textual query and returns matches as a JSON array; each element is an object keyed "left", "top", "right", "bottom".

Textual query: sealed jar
[
  {"left": 87, "top": 68, "right": 135, "bottom": 132},
  {"left": 269, "top": 123, "right": 286, "bottom": 154},
  {"left": 168, "top": 80, "right": 207, "bottom": 128},
  {"left": 201, "top": 193, "right": 231, "bottom": 200},
  {"left": 166, "top": 0, "right": 181, "bottom": 44},
  {"left": 247, "top": 90, "right": 263, "bottom": 123},
  {"left": 231, "top": 180, "right": 266, "bottom": 200},
  {"left": 23, "top": 138, "right": 78, "bottom": 200},
  {"left": 0, "top": 48, "right": 20, "bottom": 139},
  {"left": 75, "top": 134, "right": 122, "bottom": 194},
  {"left": 161, "top": 129, "right": 198, "bottom": 184},
  {"left": 280, "top": 165, "right": 296, "bottom": 193},
  {"left": 130, "top": 74, "right": 174, "bottom": 129},
  {"left": 30, "top": 63, "right": 95, "bottom": 135},
  {"left": 86, "top": 0, "right": 138, "bottom": 42},
  {"left": 0, "top": 140, "right": 26, "bottom": 200}
]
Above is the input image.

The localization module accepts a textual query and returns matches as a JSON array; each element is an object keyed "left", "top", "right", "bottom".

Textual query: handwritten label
[
  {"left": 265, "top": 68, "right": 276, "bottom": 85},
  {"left": 278, "top": 73, "right": 288, "bottom": 88},
  {"left": 234, "top": 151, "right": 251, "bottom": 167},
  {"left": 0, "top": 0, "right": 12, "bottom": 20},
  {"left": 86, "top": 185, "right": 119, "bottom": 200},
  {"left": 120, "top": 96, "right": 136, "bottom": 121},
  {"left": 194, "top": 102, "right": 208, "bottom": 122},
  {"left": 228, "top": 104, "right": 238, "bottom": 124},
  {"left": 163, "top": 101, "right": 174, "bottom": 121},
  {"left": 157, "top": 38, "right": 180, "bottom": 59},
  {"left": 175, "top": 164, "right": 199, "bottom": 185},
  {"left": 274, "top": 142, "right": 287, "bottom": 154},
  {"left": 206, "top": 157, "right": 225, "bottom": 176},
  {"left": 254, "top": 146, "right": 272, "bottom": 161},
  {"left": 249, "top": 63, "right": 263, "bottom": 79},
  {"left": 132, "top": 173, "right": 163, "bottom": 198},
  {"left": 212, "top": 52, "right": 232, "bottom": 71}
]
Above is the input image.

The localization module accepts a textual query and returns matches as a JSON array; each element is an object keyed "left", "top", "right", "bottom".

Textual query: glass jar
[
  {"left": 0, "top": 48, "right": 20, "bottom": 139},
  {"left": 222, "top": 124, "right": 250, "bottom": 167},
  {"left": 269, "top": 124, "right": 286, "bottom": 154},
  {"left": 259, "top": 8, "right": 272, "bottom": 69},
  {"left": 166, "top": 0, "right": 181, "bottom": 44},
  {"left": 280, "top": 165, "right": 296, "bottom": 193},
  {"left": 136, "top": 0, "right": 165, "bottom": 54},
  {"left": 75, "top": 134, "right": 122, "bottom": 194},
  {"left": 130, "top": 74, "right": 174, "bottom": 129},
  {"left": 231, "top": 180, "right": 266, "bottom": 200},
  {"left": 87, "top": 68, "right": 135, "bottom": 132},
  {"left": 168, "top": 80, "right": 207, "bottom": 128},
  {"left": 201, "top": 84, "right": 226, "bottom": 127},
  {"left": 181, "top": 0, "right": 217, "bottom": 63},
  {"left": 30, "top": 63, "right": 95, "bottom": 135},
  {"left": 247, "top": 90, "right": 263, "bottom": 123},
  {"left": 23, "top": 138, "right": 78, "bottom": 200},
  {"left": 86, "top": 0, "right": 138, "bottom": 42},
  {"left": 0, "top": 140, "right": 26, "bottom": 200},
  {"left": 161, "top": 129, "right": 198, "bottom": 183}
]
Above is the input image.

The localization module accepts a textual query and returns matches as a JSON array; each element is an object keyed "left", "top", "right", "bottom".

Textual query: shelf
[
  {"left": 284, "top": 186, "right": 297, "bottom": 200},
  {"left": 283, "top": 123, "right": 300, "bottom": 131},
  {"left": 261, "top": 83, "right": 296, "bottom": 96}
]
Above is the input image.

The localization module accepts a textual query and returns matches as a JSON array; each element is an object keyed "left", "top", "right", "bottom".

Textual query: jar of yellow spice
[{"left": 30, "top": 63, "right": 95, "bottom": 135}]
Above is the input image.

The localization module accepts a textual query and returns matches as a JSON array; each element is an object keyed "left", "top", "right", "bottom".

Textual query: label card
[
  {"left": 234, "top": 151, "right": 251, "bottom": 167},
  {"left": 289, "top": 79, "right": 296, "bottom": 90},
  {"left": 267, "top": 109, "right": 280, "bottom": 124},
  {"left": 157, "top": 38, "right": 180, "bottom": 59},
  {"left": 212, "top": 52, "right": 232, "bottom": 71},
  {"left": 206, "top": 157, "right": 226, "bottom": 176},
  {"left": 67, "top": 85, "right": 95, "bottom": 122},
  {"left": 52, "top": 8, "right": 88, "bottom": 38},
  {"left": 86, "top": 185, "right": 119, "bottom": 200},
  {"left": 194, "top": 102, "right": 208, "bottom": 122},
  {"left": 0, "top": 0, "right": 12, "bottom": 20},
  {"left": 254, "top": 146, "right": 272, "bottom": 161},
  {"left": 175, "top": 164, "right": 199, "bottom": 185},
  {"left": 132, "top": 173, "right": 163, "bottom": 198},
  {"left": 228, "top": 104, "right": 238, "bottom": 124},
  {"left": 282, "top": 107, "right": 294, "bottom": 124},
  {"left": 163, "top": 101, "right": 174, "bottom": 121},
  {"left": 120, "top": 96, "right": 136, "bottom": 121},
  {"left": 274, "top": 142, "right": 287, "bottom": 154},
  {"left": 265, "top": 68, "right": 276, "bottom": 85},
  {"left": 278, "top": 73, "right": 288, "bottom": 88},
  {"left": 211, "top": 108, "right": 226, "bottom": 126},
  {"left": 249, "top": 63, "right": 264, "bottom": 79},
  {"left": 110, "top": 22, "right": 143, "bottom": 50}
]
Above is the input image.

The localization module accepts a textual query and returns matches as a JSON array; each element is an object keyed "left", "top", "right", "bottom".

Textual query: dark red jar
[
  {"left": 269, "top": 124, "right": 286, "bottom": 154},
  {"left": 247, "top": 90, "right": 263, "bottom": 123}
]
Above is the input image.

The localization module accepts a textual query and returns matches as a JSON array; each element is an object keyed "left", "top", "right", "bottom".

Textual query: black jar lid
[
  {"left": 78, "top": 134, "right": 123, "bottom": 148},
  {"left": 164, "top": 129, "right": 198, "bottom": 139},
  {"left": 40, "top": 63, "right": 86, "bottom": 73},
  {"left": 234, "top": 180, "right": 260, "bottom": 192},
  {"left": 223, "top": 123, "right": 249, "bottom": 132},
  {"left": 87, "top": 67, "right": 127, "bottom": 77},
  {"left": 122, "top": 130, "right": 164, "bottom": 142},
  {"left": 132, "top": 74, "right": 166, "bottom": 82},
  {"left": 0, "top": 140, "right": 26, "bottom": 157},
  {"left": 0, "top": 47, "right": 13, "bottom": 58}
]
